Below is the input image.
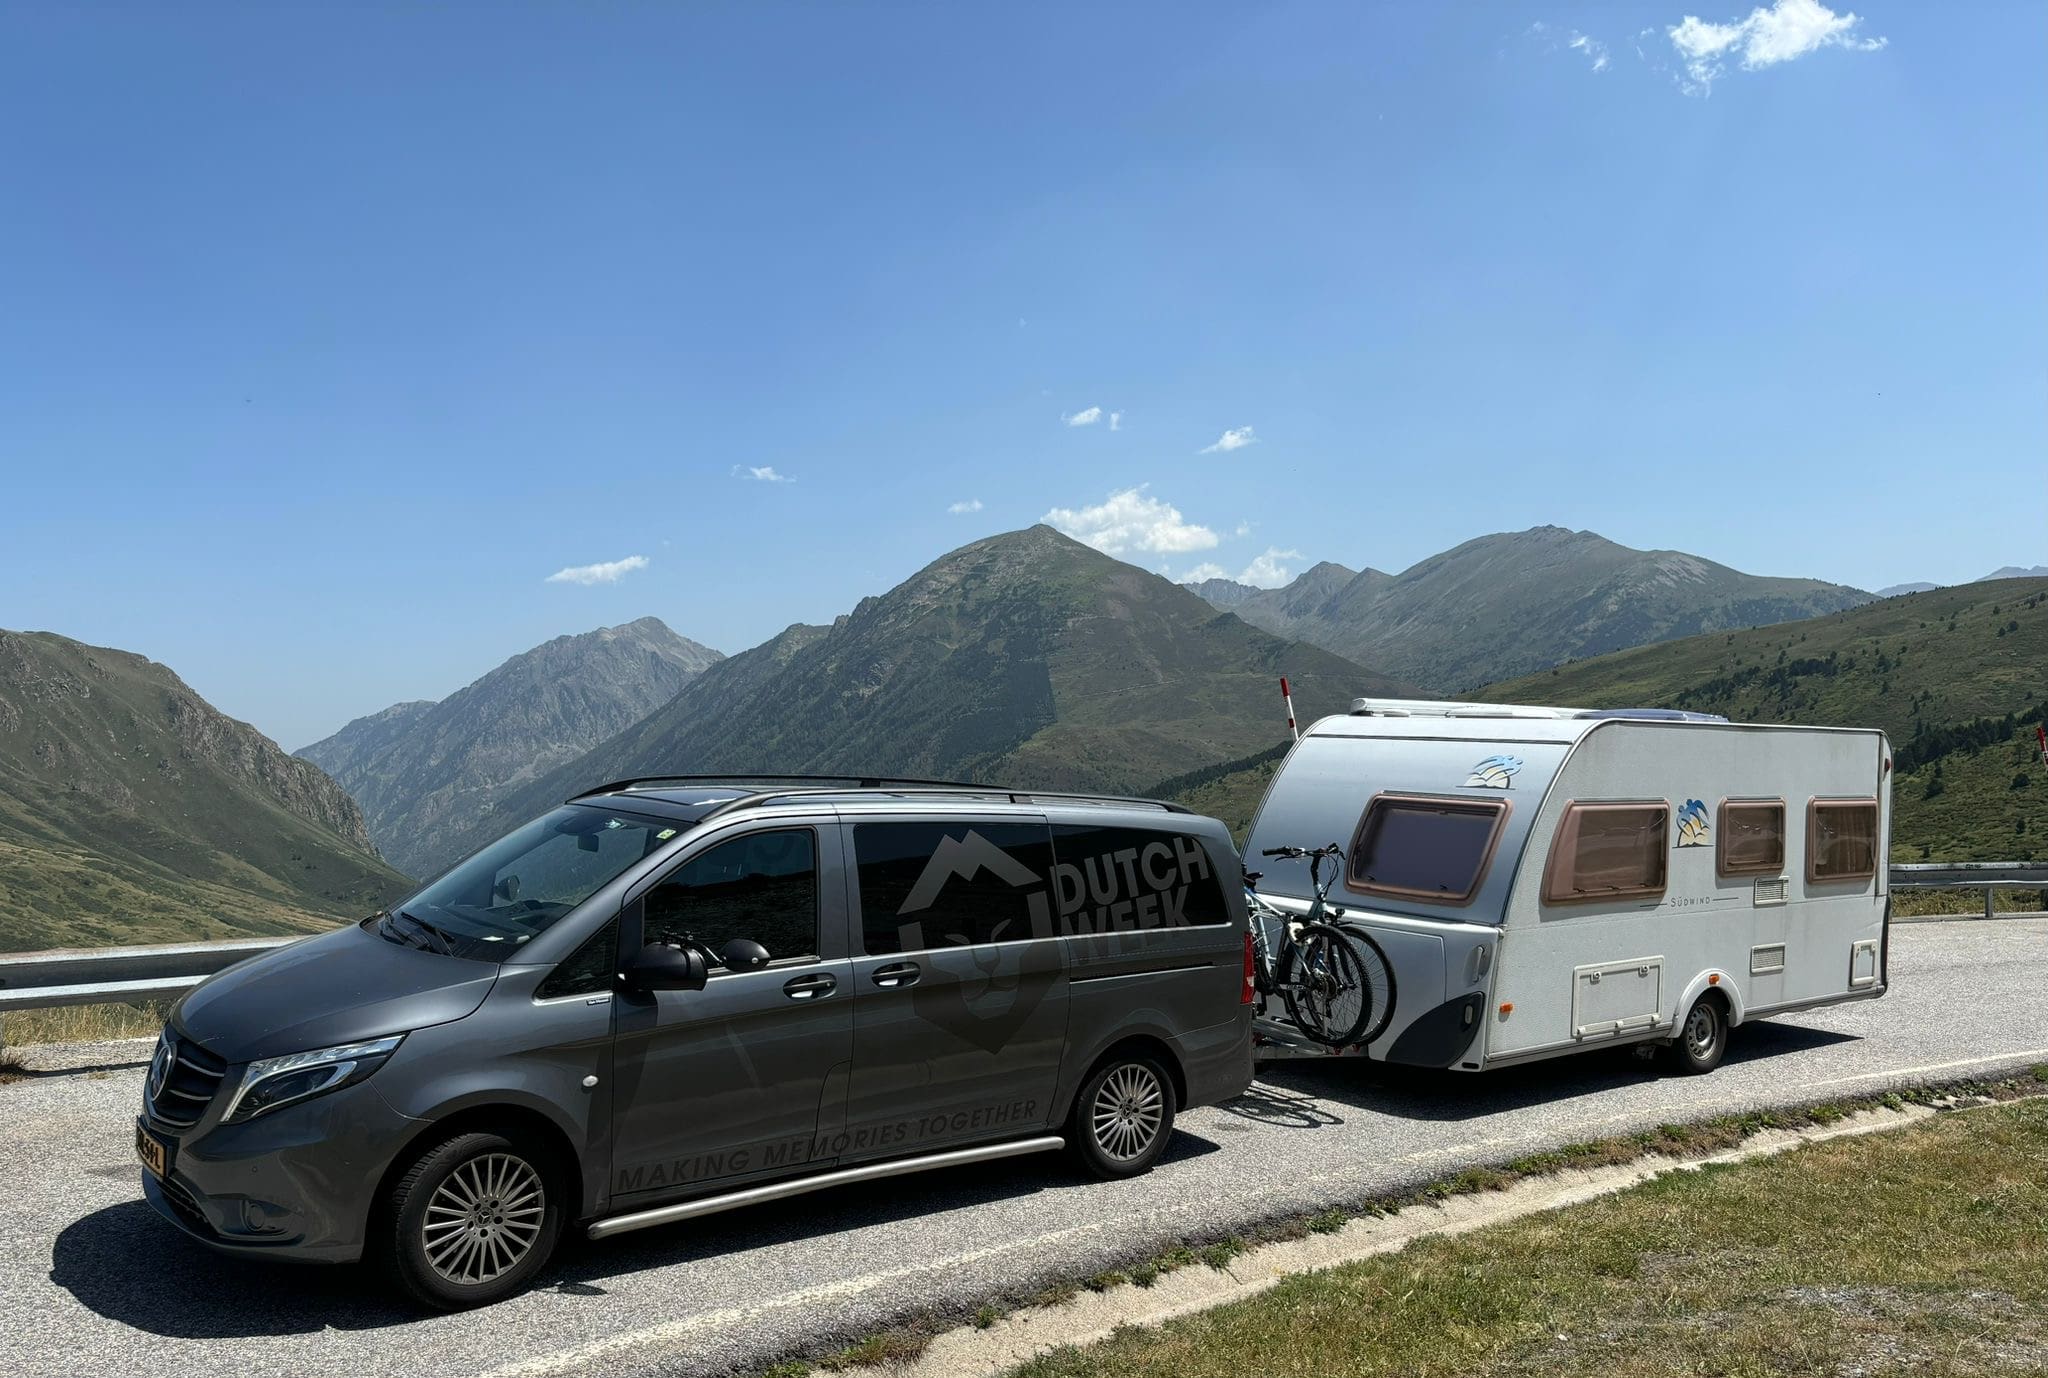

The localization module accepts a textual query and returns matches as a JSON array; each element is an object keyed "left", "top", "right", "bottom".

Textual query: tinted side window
[
  {"left": 537, "top": 917, "right": 618, "bottom": 1000},
  {"left": 1543, "top": 802, "right": 1670, "bottom": 904},
  {"left": 643, "top": 829, "right": 819, "bottom": 970},
  {"left": 855, "top": 822, "right": 1055, "bottom": 954},
  {"left": 1808, "top": 799, "right": 1878, "bottom": 883},
  {"left": 1050, "top": 824, "right": 1227, "bottom": 932}
]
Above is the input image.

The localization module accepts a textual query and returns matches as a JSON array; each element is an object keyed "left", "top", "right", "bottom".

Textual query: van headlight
[{"left": 221, "top": 1035, "right": 405, "bottom": 1124}]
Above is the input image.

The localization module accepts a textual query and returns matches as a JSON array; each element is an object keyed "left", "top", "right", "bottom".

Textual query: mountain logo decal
[
  {"left": 1676, "top": 799, "right": 1711, "bottom": 847},
  {"left": 1464, "top": 755, "right": 1523, "bottom": 789},
  {"left": 898, "top": 831, "right": 1043, "bottom": 915},
  {"left": 897, "top": 829, "right": 1055, "bottom": 1055}
]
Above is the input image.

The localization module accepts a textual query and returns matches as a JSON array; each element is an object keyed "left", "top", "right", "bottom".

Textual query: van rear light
[{"left": 1242, "top": 931, "right": 1256, "bottom": 1004}]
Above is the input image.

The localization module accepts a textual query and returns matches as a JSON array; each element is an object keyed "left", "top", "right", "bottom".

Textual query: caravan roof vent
[{"left": 1574, "top": 708, "right": 1730, "bottom": 723}]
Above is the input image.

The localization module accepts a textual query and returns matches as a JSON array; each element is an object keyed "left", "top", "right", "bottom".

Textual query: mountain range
[
  {"left": 0, "top": 630, "right": 405, "bottom": 950},
  {"left": 434, "top": 526, "right": 1407, "bottom": 869},
  {"left": 1185, "top": 526, "right": 1873, "bottom": 692},
  {"left": 297, "top": 617, "right": 721, "bottom": 877},
  {"left": 1477, "top": 577, "right": 2048, "bottom": 861}
]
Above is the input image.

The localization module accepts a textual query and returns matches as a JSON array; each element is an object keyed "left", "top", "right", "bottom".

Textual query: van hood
[{"left": 172, "top": 921, "right": 499, "bottom": 1063}]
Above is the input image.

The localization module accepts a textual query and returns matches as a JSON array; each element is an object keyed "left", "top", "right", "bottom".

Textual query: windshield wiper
[{"left": 394, "top": 909, "right": 459, "bottom": 956}]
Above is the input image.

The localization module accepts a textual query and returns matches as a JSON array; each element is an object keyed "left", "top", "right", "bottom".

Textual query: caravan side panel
[{"left": 1483, "top": 722, "right": 1887, "bottom": 1067}]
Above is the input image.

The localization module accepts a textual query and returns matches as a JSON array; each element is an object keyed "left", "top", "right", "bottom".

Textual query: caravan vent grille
[{"left": 1754, "top": 877, "right": 1789, "bottom": 907}]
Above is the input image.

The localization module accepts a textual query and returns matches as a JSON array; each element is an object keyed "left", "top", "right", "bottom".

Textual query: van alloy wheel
[
  {"left": 422, "top": 1152, "right": 547, "bottom": 1285},
  {"left": 1090, "top": 1063, "right": 1165, "bottom": 1162}
]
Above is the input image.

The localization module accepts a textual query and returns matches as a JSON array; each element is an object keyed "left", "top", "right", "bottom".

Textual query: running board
[{"left": 587, "top": 1135, "right": 1066, "bottom": 1240}]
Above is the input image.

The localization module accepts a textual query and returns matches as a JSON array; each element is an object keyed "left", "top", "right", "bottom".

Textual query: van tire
[
  {"left": 1667, "top": 994, "right": 1728, "bottom": 1075},
  {"left": 373, "top": 1129, "right": 565, "bottom": 1311},
  {"left": 1067, "top": 1052, "right": 1178, "bottom": 1180}
]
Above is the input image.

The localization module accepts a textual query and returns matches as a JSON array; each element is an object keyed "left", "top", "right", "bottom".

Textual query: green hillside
[
  {"left": 444, "top": 526, "right": 1411, "bottom": 863},
  {"left": 0, "top": 631, "right": 407, "bottom": 950},
  {"left": 1193, "top": 526, "right": 1870, "bottom": 691},
  {"left": 1474, "top": 579, "right": 2048, "bottom": 861}
]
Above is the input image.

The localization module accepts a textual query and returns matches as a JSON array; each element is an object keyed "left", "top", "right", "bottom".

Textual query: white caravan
[{"left": 1245, "top": 700, "right": 1891, "bottom": 1074}]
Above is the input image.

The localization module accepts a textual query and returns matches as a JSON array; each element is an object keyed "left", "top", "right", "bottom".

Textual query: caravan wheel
[{"left": 1667, "top": 994, "right": 1727, "bottom": 1075}]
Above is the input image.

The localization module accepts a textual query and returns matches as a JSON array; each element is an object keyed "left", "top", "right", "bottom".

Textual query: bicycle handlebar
[{"left": 1260, "top": 844, "right": 1344, "bottom": 860}]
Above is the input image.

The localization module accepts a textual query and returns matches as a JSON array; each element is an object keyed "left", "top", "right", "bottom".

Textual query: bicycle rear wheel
[{"left": 1278, "top": 923, "right": 1383, "bottom": 1047}]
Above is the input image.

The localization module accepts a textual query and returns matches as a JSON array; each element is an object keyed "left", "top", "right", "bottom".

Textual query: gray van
[{"left": 136, "top": 777, "right": 1254, "bottom": 1309}]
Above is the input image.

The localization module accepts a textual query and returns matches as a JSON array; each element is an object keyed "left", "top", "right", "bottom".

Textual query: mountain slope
[
  {"left": 1192, "top": 527, "right": 1871, "bottom": 692},
  {"left": 1472, "top": 580, "right": 2048, "bottom": 861},
  {"left": 450, "top": 527, "right": 1410, "bottom": 856},
  {"left": 299, "top": 617, "right": 721, "bottom": 877},
  {"left": 0, "top": 630, "right": 406, "bottom": 950}
]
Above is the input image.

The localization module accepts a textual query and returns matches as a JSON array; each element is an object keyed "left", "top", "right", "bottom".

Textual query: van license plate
[{"left": 134, "top": 1119, "right": 170, "bottom": 1179}]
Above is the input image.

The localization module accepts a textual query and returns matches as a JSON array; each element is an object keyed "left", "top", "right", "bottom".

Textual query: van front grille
[{"left": 146, "top": 1029, "right": 227, "bottom": 1129}]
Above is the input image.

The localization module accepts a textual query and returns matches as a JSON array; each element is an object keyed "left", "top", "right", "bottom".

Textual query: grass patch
[
  {"left": 816, "top": 1323, "right": 932, "bottom": 1371},
  {"left": 1015, "top": 1099, "right": 2048, "bottom": 1378},
  {"left": 1, "top": 1000, "right": 165, "bottom": 1047}
]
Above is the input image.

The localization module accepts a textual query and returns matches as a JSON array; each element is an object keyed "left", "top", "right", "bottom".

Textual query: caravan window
[
  {"left": 1345, "top": 794, "right": 1507, "bottom": 906},
  {"left": 1543, "top": 802, "right": 1669, "bottom": 904},
  {"left": 1808, "top": 798, "right": 1879, "bottom": 883},
  {"left": 1718, "top": 799, "right": 1786, "bottom": 876}
]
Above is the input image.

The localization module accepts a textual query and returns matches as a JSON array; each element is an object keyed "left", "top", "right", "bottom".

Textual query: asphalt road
[{"left": 4, "top": 918, "right": 2045, "bottom": 1378}]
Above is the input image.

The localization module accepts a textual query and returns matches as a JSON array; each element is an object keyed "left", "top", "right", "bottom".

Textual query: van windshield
[{"left": 386, "top": 804, "right": 676, "bottom": 959}]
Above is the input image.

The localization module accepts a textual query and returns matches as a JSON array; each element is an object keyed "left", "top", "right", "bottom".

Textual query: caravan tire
[{"left": 1667, "top": 994, "right": 1728, "bottom": 1075}]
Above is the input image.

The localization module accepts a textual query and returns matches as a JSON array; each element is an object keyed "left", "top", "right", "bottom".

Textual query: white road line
[
  {"left": 1792, "top": 1048, "right": 2048, "bottom": 1092},
  {"left": 481, "top": 1220, "right": 1110, "bottom": 1378}
]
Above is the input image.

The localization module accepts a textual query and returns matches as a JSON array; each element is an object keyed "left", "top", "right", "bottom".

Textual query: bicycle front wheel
[{"left": 1277, "top": 923, "right": 1378, "bottom": 1047}]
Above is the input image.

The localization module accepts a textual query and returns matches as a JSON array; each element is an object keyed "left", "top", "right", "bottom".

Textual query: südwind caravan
[{"left": 1245, "top": 700, "right": 1891, "bottom": 1074}]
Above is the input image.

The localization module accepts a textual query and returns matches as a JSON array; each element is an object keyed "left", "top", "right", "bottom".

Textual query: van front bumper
[{"left": 137, "top": 1080, "right": 422, "bottom": 1264}]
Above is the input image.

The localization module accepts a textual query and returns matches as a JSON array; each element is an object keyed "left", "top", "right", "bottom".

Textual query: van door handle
[
  {"left": 782, "top": 973, "right": 837, "bottom": 1000},
  {"left": 870, "top": 961, "right": 922, "bottom": 989}
]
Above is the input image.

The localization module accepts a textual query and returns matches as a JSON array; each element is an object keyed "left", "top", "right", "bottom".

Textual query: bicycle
[{"left": 1244, "top": 843, "right": 1395, "bottom": 1048}]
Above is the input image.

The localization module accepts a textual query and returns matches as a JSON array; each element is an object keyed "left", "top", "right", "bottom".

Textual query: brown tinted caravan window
[
  {"left": 1718, "top": 799, "right": 1786, "bottom": 876},
  {"left": 1808, "top": 799, "right": 1879, "bottom": 883},
  {"left": 1345, "top": 795, "right": 1507, "bottom": 906},
  {"left": 1543, "top": 802, "right": 1669, "bottom": 904}
]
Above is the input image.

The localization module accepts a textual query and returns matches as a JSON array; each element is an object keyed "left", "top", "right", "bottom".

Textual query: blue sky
[{"left": 3, "top": 2, "right": 2042, "bottom": 750}]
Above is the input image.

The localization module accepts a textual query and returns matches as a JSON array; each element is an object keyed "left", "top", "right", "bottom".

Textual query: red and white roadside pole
[
  {"left": 1281, "top": 677, "right": 1299, "bottom": 742},
  {"left": 2036, "top": 724, "right": 2046, "bottom": 770}
]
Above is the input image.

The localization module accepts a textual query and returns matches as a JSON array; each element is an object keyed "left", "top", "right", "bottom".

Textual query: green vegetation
[
  {"left": 1195, "top": 525, "right": 1869, "bottom": 692},
  {"left": 1476, "top": 580, "right": 2048, "bottom": 860},
  {"left": 1013, "top": 1099, "right": 2048, "bottom": 1378},
  {"left": 0, "top": 630, "right": 406, "bottom": 950},
  {"left": 449, "top": 526, "right": 1402, "bottom": 860}
]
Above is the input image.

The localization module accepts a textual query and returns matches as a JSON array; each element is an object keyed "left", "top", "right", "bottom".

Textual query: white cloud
[
  {"left": 1064, "top": 406, "right": 1103, "bottom": 427},
  {"left": 1109, "top": 411, "right": 1122, "bottom": 431},
  {"left": 1042, "top": 486, "right": 1220, "bottom": 557},
  {"left": 733, "top": 464, "right": 793, "bottom": 483},
  {"left": 1237, "top": 548, "right": 1305, "bottom": 588},
  {"left": 1530, "top": 21, "right": 1610, "bottom": 73},
  {"left": 545, "top": 555, "right": 649, "bottom": 586},
  {"left": 1667, "top": 0, "right": 1884, "bottom": 94},
  {"left": 1200, "top": 425, "right": 1257, "bottom": 454},
  {"left": 1180, "top": 563, "right": 1230, "bottom": 583},
  {"left": 947, "top": 498, "right": 984, "bottom": 515}
]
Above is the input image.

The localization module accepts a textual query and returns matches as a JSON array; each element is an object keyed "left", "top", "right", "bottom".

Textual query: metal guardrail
[
  {"left": 0, "top": 937, "right": 298, "bottom": 1043},
  {"left": 1, "top": 862, "right": 2043, "bottom": 1030},
  {"left": 1888, "top": 862, "right": 2048, "bottom": 919}
]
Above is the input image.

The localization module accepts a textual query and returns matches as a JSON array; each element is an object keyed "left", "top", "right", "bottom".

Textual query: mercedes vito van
[{"left": 136, "top": 777, "right": 1255, "bottom": 1309}]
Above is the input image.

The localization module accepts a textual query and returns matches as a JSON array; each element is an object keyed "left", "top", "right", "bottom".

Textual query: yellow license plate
[{"left": 134, "top": 1119, "right": 168, "bottom": 1179}]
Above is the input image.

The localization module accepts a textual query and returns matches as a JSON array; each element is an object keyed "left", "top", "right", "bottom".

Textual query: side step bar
[{"left": 587, "top": 1135, "right": 1066, "bottom": 1240}]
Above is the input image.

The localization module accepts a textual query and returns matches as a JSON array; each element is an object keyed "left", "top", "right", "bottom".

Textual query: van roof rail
[
  {"left": 572, "top": 772, "right": 995, "bottom": 798},
  {"left": 571, "top": 774, "right": 1190, "bottom": 816}
]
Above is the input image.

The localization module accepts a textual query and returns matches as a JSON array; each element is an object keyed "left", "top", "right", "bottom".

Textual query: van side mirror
[{"left": 621, "top": 942, "right": 708, "bottom": 993}]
